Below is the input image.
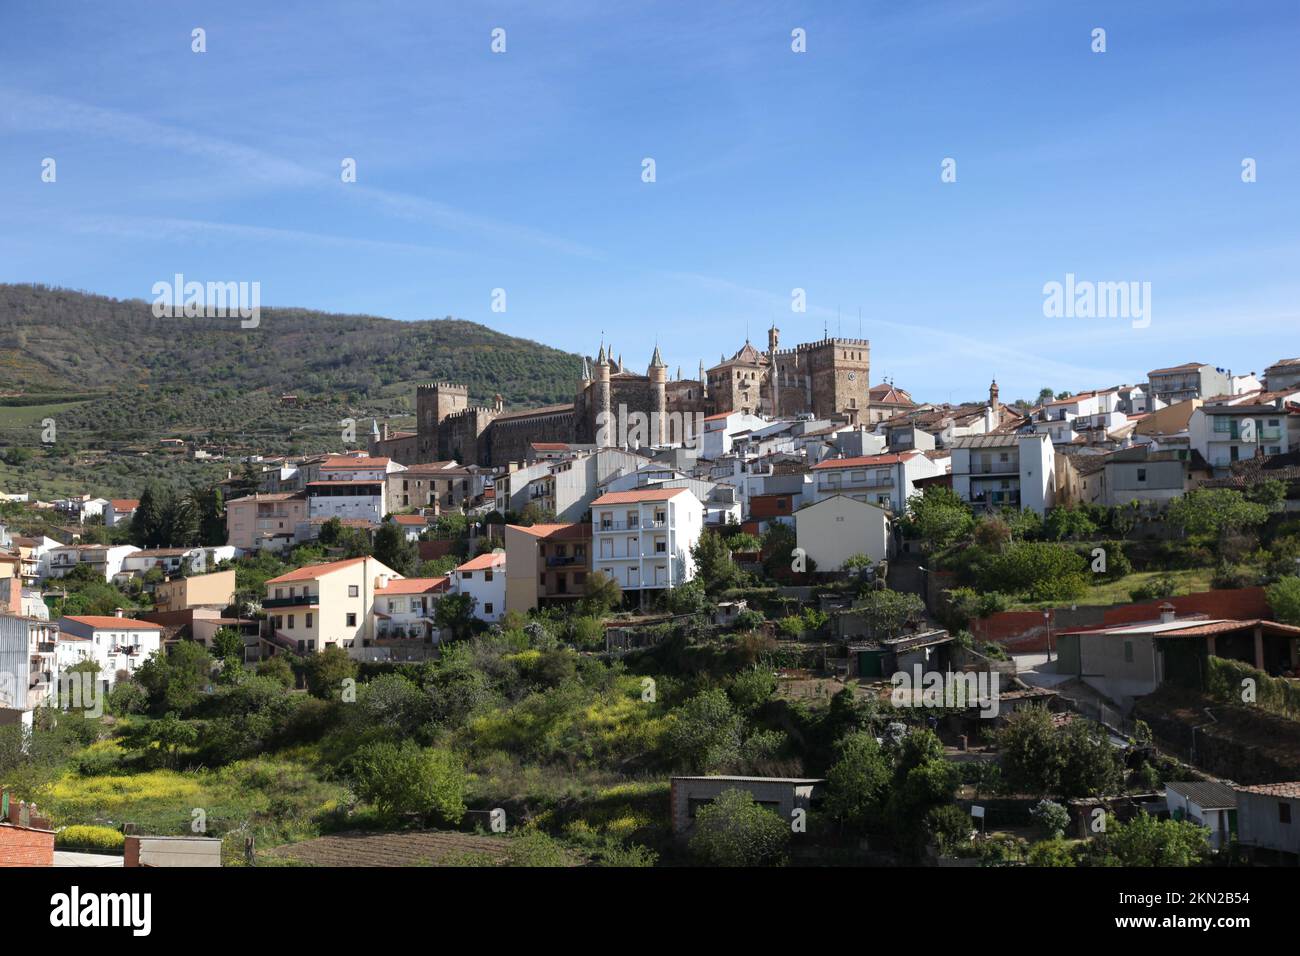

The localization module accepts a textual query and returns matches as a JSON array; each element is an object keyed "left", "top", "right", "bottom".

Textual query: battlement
[
  {"left": 772, "top": 336, "right": 870, "bottom": 357},
  {"left": 418, "top": 382, "right": 469, "bottom": 393}
]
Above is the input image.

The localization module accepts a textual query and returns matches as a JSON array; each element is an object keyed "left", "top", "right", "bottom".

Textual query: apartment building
[
  {"left": 306, "top": 455, "right": 398, "bottom": 524},
  {"left": 263, "top": 556, "right": 400, "bottom": 656},
  {"left": 504, "top": 523, "right": 591, "bottom": 613},
  {"left": 808, "top": 451, "right": 945, "bottom": 512},
  {"left": 1264, "top": 357, "right": 1300, "bottom": 393},
  {"left": 1190, "top": 399, "right": 1293, "bottom": 469},
  {"left": 451, "top": 552, "right": 506, "bottom": 623},
  {"left": 795, "top": 495, "right": 891, "bottom": 571},
  {"left": 153, "top": 570, "right": 237, "bottom": 612},
  {"left": 225, "top": 492, "right": 309, "bottom": 552},
  {"left": 385, "top": 460, "right": 461, "bottom": 512},
  {"left": 0, "top": 613, "right": 58, "bottom": 715},
  {"left": 45, "top": 544, "right": 141, "bottom": 583},
  {"left": 56, "top": 614, "right": 164, "bottom": 687},
  {"left": 1147, "top": 363, "right": 1232, "bottom": 405},
  {"left": 590, "top": 487, "right": 704, "bottom": 595},
  {"left": 949, "top": 433, "right": 1056, "bottom": 515},
  {"left": 503, "top": 448, "right": 648, "bottom": 521},
  {"left": 373, "top": 576, "right": 448, "bottom": 640}
]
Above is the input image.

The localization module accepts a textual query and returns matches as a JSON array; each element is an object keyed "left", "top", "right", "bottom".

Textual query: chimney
[
  {"left": 376, "top": 573, "right": 389, "bottom": 590},
  {"left": 989, "top": 378, "right": 1000, "bottom": 413},
  {"left": 1158, "top": 602, "right": 1176, "bottom": 624},
  {"left": 114, "top": 607, "right": 124, "bottom": 618}
]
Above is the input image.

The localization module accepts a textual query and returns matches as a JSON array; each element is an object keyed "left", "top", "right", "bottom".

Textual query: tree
[
  {"left": 1266, "top": 576, "right": 1300, "bottom": 626},
  {"left": 579, "top": 570, "right": 622, "bottom": 617},
  {"left": 349, "top": 741, "right": 466, "bottom": 823},
  {"left": 1043, "top": 506, "right": 1097, "bottom": 541},
  {"left": 302, "top": 646, "right": 358, "bottom": 699},
  {"left": 1166, "top": 488, "right": 1268, "bottom": 539},
  {"left": 853, "top": 588, "right": 925, "bottom": 639},
  {"left": 903, "top": 486, "right": 974, "bottom": 548},
  {"left": 150, "top": 712, "right": 199, "bottom": 769},
  {"left": 255, "top": 655, "right": 295, "bottom": 688},
  {"left": 190, "top": 486, "right": 226, "bottom": 545},
  {"left": 1030, "top": 799, "right": 1070, "bottom": 839},
  {"left": 691, "top": 530, "right": 744, "bottom": 593},
  {"left": 997, "top": 706, "right": 1063, "bottom": 795},
  {"left": 1056, "top": 719, "right": 1124, "bottom": 798},
  {"left": 666, "top": 689, "right": 743, "bottom": 773},
  {"left": 824, "top": 732, "right": 891, "bottom": 832},
  {"left": 434, "top": 592, "right": 478, "bottom": 643},
  {"left": 135, "top": 640, "right": 213, "bottom": 714},
  {"left": 210, "top": 627, "right": 245, "bottom": 662},
  {"left": 374, "top": 521, "right": 417, "bottom": 575},
  {"left": 1084, "top": 812, "right": 1210, "bottom": 867},
  {"left": 689, "top": 789, "right": 790, "bottom": 866}
]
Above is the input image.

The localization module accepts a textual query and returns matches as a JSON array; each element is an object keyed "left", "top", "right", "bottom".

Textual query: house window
[
  {"left": 1281, "top": 802, "right": 1293, "bottom": 825},
  {"left": 288, "top": 614, "right": 295, "bottom": 629},
  {"left": 1123, "top": 641, "right": 1134, "bottom": 663},
  {"left": 346, "top": 613, "right": 357, "bottom": 627},
  {"left": 1137, "top": 468, "right": 1147, "bottom": 482},
  {"left": 484, "top": 569, "right": 494, "bottom": 582},
  {"left": 306, "top": 613, "right": 313, "bottom": 628},
  {"left": 348, "top": 585, "right": 359, "bottom": 598},
  {"left": 484, "top": 603, "right": 494, "bottom": 615}
]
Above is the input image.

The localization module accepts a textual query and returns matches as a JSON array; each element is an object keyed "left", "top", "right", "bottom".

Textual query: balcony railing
[{"left": 264, "top": 594, "right": 320, "bottom": 609}]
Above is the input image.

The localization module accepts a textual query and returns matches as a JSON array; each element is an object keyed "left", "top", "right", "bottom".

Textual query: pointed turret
[{"left": 649, "top": 344, "right": 666, "bottom": 370}]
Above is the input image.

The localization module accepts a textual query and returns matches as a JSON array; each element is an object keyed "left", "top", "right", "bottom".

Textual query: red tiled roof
[
  {"left": 591, "top": 487, "right": 691, "bottom": 505},
  {"left": 455, "top": 552, "right": 505, "bottom": 573},
  {"left": 508, "top": 523, "right": 589, "bottom": 539},
  {"left": 375, "top": 576, "right": 449, "bottom": 594},
  {"left": 109, "top": 499, "right": 140, "bottom": 511},
  {"left": 811, "top": 452, "right": 917, "bottom": 470},
  {"left": 530, "top": 442, "right": 570, "bottom": 451},
  {"left": 321, "top": 455, "right": 390, "bottom": 469},
  {"left": 265, "top": 556, "right": 369, "bottom": 584},
  {"left": 61, "top": 615, "right": 163, "bottom": 630},
  {"left": 390, "top": 514, "right": 429, "bottom": 525}
]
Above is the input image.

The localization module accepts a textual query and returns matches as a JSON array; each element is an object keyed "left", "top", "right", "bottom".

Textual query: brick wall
[{"left": 0, "top": 824, "right": 54, "bottom": 866}]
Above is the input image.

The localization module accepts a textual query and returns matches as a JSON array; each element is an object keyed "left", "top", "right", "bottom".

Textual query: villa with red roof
[
  {"left": 451, "top": 551, "right": 506, "bottom": 623},
  {"left": 262, "top": 555, "right": 400, "bottom": 657}
]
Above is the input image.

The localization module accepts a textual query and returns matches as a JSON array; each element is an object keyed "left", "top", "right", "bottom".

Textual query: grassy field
[
  {"left": 0, "top": 399, "right": 92, "bottom": 427},
  {"left": 1009, "top": 567, "right": 1217, "bottom": 611}
]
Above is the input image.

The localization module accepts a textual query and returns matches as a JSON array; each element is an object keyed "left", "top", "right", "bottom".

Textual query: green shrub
[{"left": 56, "top": 825, "right": 124, "bottom": 850}]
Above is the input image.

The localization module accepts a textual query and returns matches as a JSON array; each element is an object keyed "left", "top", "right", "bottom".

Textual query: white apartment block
[
  {"left": 1189, "top": 401, "right": 1293, "bottom": 468},
  {"left": 808, "top": 451, "right": 946, "bottom": 513},
  {"left": 56, "top": 614, "right": 164, "bottom": 687},
  {"left": 950, "top": 433, "right": 1057, "bottom": 515},
  {"left": 306, "top": 455, "right": 401, "bottom": 525},
  {"left": 590, "top": 487, "right": 704, "bottom": 594},
  {"left": 452, "top": 552, "right": 506, "bottom": 623},
  {"left": 45, "top": 544, "right": 141, "bottom": 583}
]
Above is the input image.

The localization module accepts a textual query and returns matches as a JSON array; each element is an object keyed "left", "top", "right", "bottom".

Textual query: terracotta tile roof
[
  {"left": 375, "top": 576, "right": 449, "bottom": 594},
  {"left": 811, "top": 452, "right": 916, "bottom": 470},
  {"left": 109, "top": 499, "right": 140, "bottom": 511},
  {"left": 530, "top": 442, "right": 570, "bottom": 450},
  {"left": 390, "top": 514, "right": 429, "bottom": 525},
  {"left": 321, "top": 456, "right": 390, "bottom": 469},
  {"left": 61, "top": 615, "right": 163, "bottom": 630},
  {"left": 591, "top": 487, "right": 691, "bottom": 505},
  {"left": 455, "top": 552, "right": 505, "bottom": 573},
  {"left": 508, "top": 522, "right": 589, "bottom": 540},
  {"left": 265, "top": 556, "right": 370, "bottom": 584}
]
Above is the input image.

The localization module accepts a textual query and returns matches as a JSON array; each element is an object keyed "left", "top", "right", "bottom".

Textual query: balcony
[
  {"left": 546, "top": 555, "right": 581, "bottom": 567},
  {"left": 969, "top": 461, "right": 1019, "bottom": 476},
  {"left": 263, "top": 594, "right": 320, "bottom": 609}
]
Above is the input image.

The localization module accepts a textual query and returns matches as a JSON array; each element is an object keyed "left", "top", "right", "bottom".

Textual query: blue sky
[{"left": 1, "top": 0, "right": 1297, "bottom": 405}]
